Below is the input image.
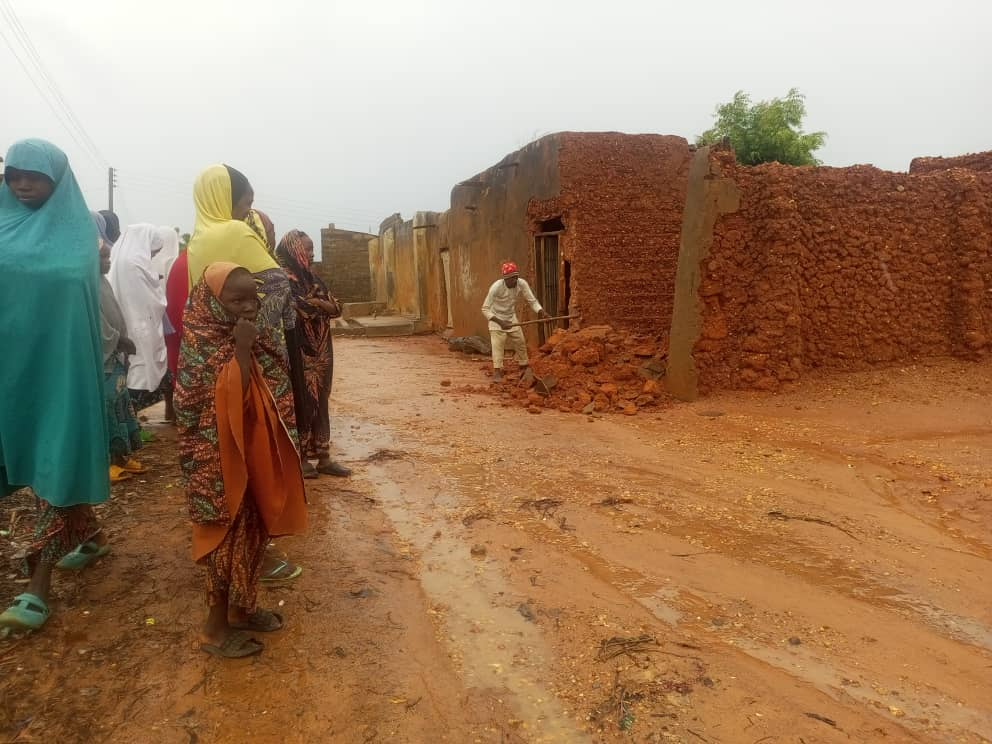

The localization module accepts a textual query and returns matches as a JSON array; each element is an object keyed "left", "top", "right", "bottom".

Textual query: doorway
[{"left": 533, "top": 219, "right": 568, "bottom": 344}]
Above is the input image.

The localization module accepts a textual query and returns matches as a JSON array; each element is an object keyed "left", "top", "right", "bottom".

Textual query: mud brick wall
[
  {"left": 317, "top": 225, "right": 376, "bottom": 302},
  {"left": 446, "top": 135, "right": 562, "bottom": 343},
  {"left": 528, "top": 133, "right": 692, "bottom": 338},
  {"left": 910, "top": 150, "right": 992, "bottom": 174},
  {"left": 691, "top": 151, "right": 992, "bottom": 392}
]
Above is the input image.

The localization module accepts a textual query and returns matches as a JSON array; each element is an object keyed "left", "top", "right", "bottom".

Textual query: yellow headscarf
[{"left": 186, "top": 164, "right": 278, "bottom": 288}]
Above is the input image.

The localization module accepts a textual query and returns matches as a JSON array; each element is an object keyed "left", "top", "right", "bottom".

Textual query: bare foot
[{"left": 201, "top": 603, "right": 232, "bottom": 647}]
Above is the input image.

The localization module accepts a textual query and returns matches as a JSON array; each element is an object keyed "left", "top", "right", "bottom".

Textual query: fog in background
[{"left": 4, "top": 0, "right": 990, "bottom": 256}]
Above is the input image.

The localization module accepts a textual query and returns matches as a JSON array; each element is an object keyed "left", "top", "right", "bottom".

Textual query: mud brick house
[
  {"left": 314, "top": 224, "right": 376, "bottom": 303},
  {"left": 365, "top": 133, "right": 991, "bottom": 398},
  {"left": 368, "top": 132, "right": 694, "bottom": 344},
  {"left": 667, "top": 146, "right": 992, "bottom": 399}
]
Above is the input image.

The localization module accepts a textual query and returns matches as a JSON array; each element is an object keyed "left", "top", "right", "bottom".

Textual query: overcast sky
[{"left": 3, "top": 0, "right": 990, "bottom": 252}]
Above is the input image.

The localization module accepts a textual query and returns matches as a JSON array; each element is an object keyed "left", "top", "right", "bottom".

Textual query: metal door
[{"left": 534, "top": 234, "right": 561, "bottom": 344}]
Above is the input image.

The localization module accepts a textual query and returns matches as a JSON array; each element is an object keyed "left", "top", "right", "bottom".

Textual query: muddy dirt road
[{"left": 2, "top": 337, "right": 991, "bottom": 743}]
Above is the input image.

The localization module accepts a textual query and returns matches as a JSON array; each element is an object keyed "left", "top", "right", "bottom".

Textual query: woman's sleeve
[{"left": 100, "top": 310, "right": 120, "bottom": 360}]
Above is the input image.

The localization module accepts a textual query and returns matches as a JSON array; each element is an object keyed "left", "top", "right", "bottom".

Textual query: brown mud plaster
[
  {"left": 910, "top": 150, "right": 992, "bottom": 174},
  {"left": 688, "top": 152, "right": 992, "bottom": 393},
  {"left": 666, "top": 146, "right": 740, "bottom": 401}
]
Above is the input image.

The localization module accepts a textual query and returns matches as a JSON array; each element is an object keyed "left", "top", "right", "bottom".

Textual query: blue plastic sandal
[
  {"left": 56, "top": 541, "right": 111, "bottom": 570},
  {"left": 0, "top": 593, "right": 50, "bottom": 633}
]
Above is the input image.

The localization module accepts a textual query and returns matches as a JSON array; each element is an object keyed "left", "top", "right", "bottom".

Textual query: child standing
[{"left": 175, "top": 262, "right": 307, "bottom": 658}]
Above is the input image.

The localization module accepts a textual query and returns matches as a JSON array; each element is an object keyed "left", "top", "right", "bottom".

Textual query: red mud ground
[{"left": 2, "top": 336, "right": 991, "bottom": 743}]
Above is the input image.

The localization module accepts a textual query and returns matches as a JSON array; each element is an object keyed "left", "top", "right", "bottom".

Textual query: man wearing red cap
[{"left": 482, "top": 262, "right": 548, "bottom": 382}]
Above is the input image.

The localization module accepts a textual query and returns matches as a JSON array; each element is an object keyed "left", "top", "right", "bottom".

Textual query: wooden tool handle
[{"left": 510, "top": 314, "right": 580, "bottom": 328}]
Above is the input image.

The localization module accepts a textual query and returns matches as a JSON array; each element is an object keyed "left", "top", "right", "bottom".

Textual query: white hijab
[
  {"left": 107, "top": 223, "right": 168, "bottom": 392},
  {"left": 150, "top": 226, "right": 180, "bottom": 291}
]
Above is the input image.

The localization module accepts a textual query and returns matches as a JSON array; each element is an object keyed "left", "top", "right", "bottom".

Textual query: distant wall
[
  {"left": 445, "top": 135, "right": 562, "bottom": 342},
  {"left": 528, "top": 133, "right": 692, "bottom": 338},
  {"left": 391, "top": 217, "right": 418, "bottom": 316},
  {"left": 415, "top": 211, "right": 446, "bottom": 328},
  {"left": 369, "top": 212, "right": 444, "bottom": 323},
  {"left": 669, "top": 147, "right": 992, "bottom": 397},
  {"left": 442, "top": 132, "right": 692, "bottom": 344},
  {"left": 316, "top": 224, "right": 375, "bottom": 302},
  {"left": 369, "top": 232, "right": 386, "bottom": 304},
  {"left": 910, "top": 150, "right": 992, "bottom": 174}
]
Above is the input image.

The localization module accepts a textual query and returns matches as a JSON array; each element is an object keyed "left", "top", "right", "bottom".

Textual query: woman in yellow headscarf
[
  {"left": 186, "top": 166, "right": 273, "bottom": 277},
  {"left": 184, "top": 164, "right": 306, "bottom": 581},
  {"left": 186, "top": 165, "right": 298, "bottom": 357}
]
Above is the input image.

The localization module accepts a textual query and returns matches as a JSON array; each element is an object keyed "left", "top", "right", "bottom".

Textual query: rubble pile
[{"left": 493, "top": 325, "right": 670, "bottom": 415}]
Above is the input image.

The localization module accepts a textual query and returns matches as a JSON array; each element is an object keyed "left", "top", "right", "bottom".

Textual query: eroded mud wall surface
[
  {"left": 528, "top": 133, "right": 692, "bottom": 337},
  {"left": 687, "top": 150, "right": 992, "bottom": 393},
  {"left": 910, "top": 151, "right": 992, "bottom": 174}
]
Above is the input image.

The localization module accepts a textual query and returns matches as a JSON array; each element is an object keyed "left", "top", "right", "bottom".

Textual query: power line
[
  {"left": 119, "top": 169, "right": 384, "bottom": 217},
  {"left": 0, "top": 25, "right": 98, "bottom": 168},
  {"left": 0, "top": 0, "right": 107, "bottom": 165},
  {"left": 118, "top": 170, "right": 386, "bottom": 223},
  {"left": 0, "top": 0, "right": 107, "bottom": 169},
  {"left": 116, "top": 179, "right": 373, "bottom": 232}
]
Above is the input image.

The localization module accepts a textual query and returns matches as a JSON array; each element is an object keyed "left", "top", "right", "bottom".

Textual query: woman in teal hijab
[{"left": 0, "top": 139, "right": 111, "bottom": 633}]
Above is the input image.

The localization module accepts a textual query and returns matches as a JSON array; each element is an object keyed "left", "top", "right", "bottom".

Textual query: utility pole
[{"left": 108, "top": 166, "right": 116, "bottom": 212}]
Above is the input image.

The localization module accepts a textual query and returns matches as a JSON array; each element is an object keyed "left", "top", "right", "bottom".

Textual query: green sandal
[
  {"left": 56, "top": 541, "right": 111, "bottom": 570},
  {"left": 260, "top": 559, "right": 302, "bottom": 583},
  {"left": 0, "top": 593, "right": 50, "bottom": 633}
]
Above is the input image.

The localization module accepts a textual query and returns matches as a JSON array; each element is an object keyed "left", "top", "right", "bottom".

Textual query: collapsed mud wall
[
  {"left": 910, "top": 151, "right": 992, "bottom": 174},
  {"left": 528, "top": 133, "right": 692, "bottom": 338},
  {"left": 670, "top": 147, "right": 992, "bottom": 397}
]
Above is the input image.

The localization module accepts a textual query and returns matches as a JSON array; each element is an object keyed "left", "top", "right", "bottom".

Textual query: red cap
[{"left": 501, "top": 261, "right": 519, "bottom": 277}]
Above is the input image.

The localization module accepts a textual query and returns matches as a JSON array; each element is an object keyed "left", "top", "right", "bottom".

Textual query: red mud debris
[{"left": 489, "top": 324, "right": 672, "bottom": 415}]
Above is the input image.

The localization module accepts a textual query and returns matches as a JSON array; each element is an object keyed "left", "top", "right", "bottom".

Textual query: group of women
[{"left": 0, "top": 139, "right": 347, "bottom": 658}]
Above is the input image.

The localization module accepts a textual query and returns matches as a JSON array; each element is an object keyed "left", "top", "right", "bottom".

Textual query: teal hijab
[{"left": 0, "top": 139, "right": 110, "bottom": 506}]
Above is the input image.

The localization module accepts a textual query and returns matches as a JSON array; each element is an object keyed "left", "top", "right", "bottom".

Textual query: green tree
[{"left": 696, "top": 88, "right": 826, "bottom": 166}]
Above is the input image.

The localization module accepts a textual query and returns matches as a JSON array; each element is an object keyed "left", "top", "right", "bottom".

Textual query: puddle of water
[
  {"left": 736, "top": 639, "right": 992, "bottom": 741},
  {"left": 636, "top": 587, "right": 684, "bottom": 627},
  {"left": 366, "top": 461, "right": 590, "bottom": 743},
  {"left": 568, "top": 545, "right": 686, "bottom": 628},
  {"left": 894, "top": 597, "right": 992, "bottom": 653}
]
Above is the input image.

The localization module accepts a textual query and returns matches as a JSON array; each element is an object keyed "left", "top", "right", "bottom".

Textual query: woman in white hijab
[
  {"left": 150, "top": 227, "right": 181, "bottom": 421},
  {"left": 107, "top": 224, "right": 169, "bottom": 407},
  {"left": 150, "top": 226, "right": 180, "bottom": 292}
]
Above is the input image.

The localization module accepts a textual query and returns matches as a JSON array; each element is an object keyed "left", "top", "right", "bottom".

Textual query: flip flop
[
  {"left": 260, "top": 559, "right": 303, "bottom": 583},
  {"left": 317, "top": 461, "right": 352, "bottom": 477},
  {"left": 56, "top": 541, "right": 111, "bottom": 570},
  {"left": 121, "top": 458, "right": 147, "bottom": 474},
  {"left": 231, "top": 608, "right": 283, "bottom": 633},
  {"left": 0, "top": 593, "right": 50, "bottom": 633},
  {"left": 139, "top": 430, "right": 156, "bottom": 444},
  {"left": 200, "top": 630, "right": 264, "bottom": 658},
  {"left": 109, "top": 465, "right": 132, "bottom": 483}
]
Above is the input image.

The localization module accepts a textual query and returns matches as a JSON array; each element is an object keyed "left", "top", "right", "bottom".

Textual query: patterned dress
[
  {"left": 175, "top": 268, "right": 303, "bottom": 609},
  {"left": 275, "top": 231, "right": 336, "bottom": 458},
  {"left": 19, "top": 493, "right": 100, "bottom": 574}
]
